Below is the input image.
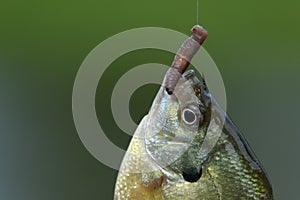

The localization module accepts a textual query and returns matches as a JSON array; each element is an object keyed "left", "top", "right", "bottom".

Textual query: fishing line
[{"left": 196, "top": 0, "right": 199, "bottom": 24}]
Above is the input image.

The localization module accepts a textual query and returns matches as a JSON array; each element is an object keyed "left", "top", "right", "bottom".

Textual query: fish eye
[
  {"left": 181, "top": 104, "right": 201, "bottom": 128},
  {"left": 182, "top": 108, "right": 197, "bottom": 125}
]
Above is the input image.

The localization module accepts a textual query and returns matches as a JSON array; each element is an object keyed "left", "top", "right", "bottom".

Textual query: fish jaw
[{"left": 144, "top": 73, "right": 211, "bottom": 180}]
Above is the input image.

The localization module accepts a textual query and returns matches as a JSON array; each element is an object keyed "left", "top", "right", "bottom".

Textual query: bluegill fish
[{"left": 114, "top": 25, "right": 273, "bottom": 200}]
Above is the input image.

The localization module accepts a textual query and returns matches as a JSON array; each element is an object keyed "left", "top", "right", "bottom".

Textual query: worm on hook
[{"left": 164, "top": 25, "right": 208, "bottom": 95}]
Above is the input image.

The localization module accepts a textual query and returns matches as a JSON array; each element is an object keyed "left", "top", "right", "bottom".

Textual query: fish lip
[{"left": 183, "top": 69, "right": 196, "bottom": 79}]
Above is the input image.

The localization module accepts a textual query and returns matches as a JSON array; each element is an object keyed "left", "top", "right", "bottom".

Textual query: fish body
[
  {"left": 114, "top": 24, "right": 273, "bottom": 199},
  {"left": 114, "top": 71, "right": 273, "bottom": 200}
]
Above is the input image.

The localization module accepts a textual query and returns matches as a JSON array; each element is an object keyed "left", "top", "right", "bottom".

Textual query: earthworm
[{"left": 164, "top": 25, "right": 208, "bottom": 95}]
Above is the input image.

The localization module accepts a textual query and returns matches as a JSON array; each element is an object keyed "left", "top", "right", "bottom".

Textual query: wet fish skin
[{"left": 114, "top": 71, "right": 273, "bottom": 199}]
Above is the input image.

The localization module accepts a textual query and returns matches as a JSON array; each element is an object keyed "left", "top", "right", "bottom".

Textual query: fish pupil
[{"left": 182, "top": 167, "right": 202, "bottom": 183}]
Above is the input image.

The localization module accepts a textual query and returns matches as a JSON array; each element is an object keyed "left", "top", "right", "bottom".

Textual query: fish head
[{"left": 145, "top": 70, "right": 217, "bottom": 182}]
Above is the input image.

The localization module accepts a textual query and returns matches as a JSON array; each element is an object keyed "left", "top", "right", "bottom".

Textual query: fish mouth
[{"left": 182, "top": 166, "right": 203, "bottom": 182}]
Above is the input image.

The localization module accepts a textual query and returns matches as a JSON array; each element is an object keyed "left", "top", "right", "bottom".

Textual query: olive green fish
[{"left": 114, "top": 26, "right": 273, "bottom": 200}]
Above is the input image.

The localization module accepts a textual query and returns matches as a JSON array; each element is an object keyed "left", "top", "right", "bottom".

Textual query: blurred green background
[{"left": 1, "top": 0, "right": 299, "bottom": 199}]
